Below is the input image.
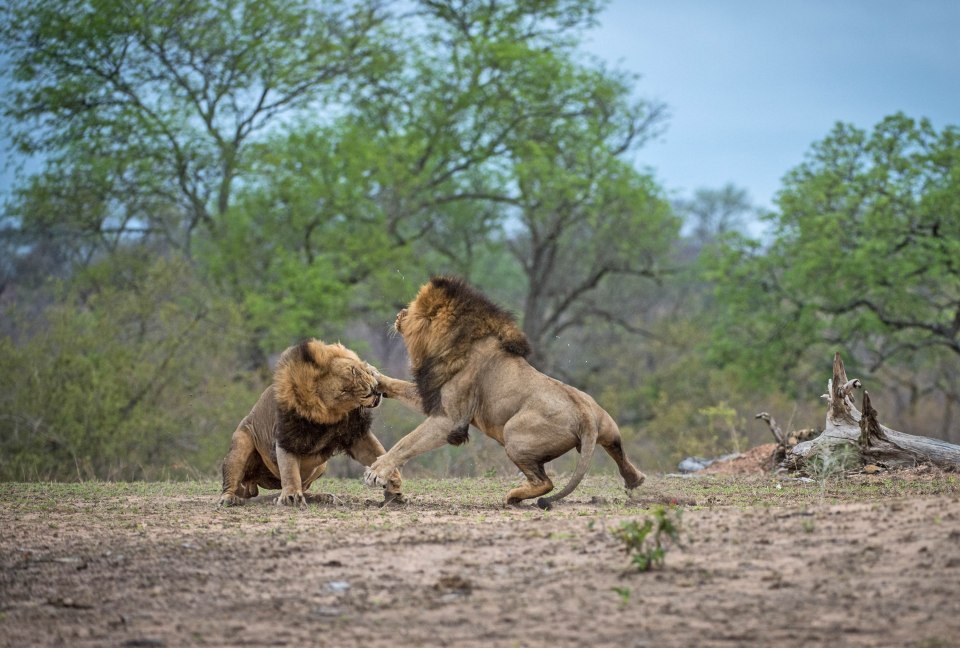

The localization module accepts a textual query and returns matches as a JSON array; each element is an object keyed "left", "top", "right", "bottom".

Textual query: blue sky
[
  {"left": 584, "top": 0, "right": 960, "bottom": 210},
  {"left": 3, "top": 1, "right": 958, "bottom": 215}
]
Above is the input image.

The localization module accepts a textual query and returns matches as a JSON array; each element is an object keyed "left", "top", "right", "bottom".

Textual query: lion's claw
[
  {"left": 380, "top": 491, "right": 406, "bottom": 507},
  {"left": 277, "top": 492, "right": 307, "bottom": 508},
  {"left": 218, "top": 493, "right": 245, "bottom": 507},
  {"left": 363, "top": 467, "right": 387, "bottom": 488}
]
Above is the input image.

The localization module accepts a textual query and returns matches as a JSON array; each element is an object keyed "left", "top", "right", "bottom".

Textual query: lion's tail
[{"left": 536, "top": 419, "right": 598, "bottom": 510}]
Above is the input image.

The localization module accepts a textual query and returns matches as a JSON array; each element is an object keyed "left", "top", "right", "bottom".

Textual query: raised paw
[{"left": 363, "top": 467, "right": 388, "bottom": 488}]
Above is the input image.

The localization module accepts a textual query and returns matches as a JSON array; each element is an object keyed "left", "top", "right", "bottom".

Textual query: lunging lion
[
  {"left": 366, "top": 276, "right": 645, "bottom": 508},
  {"left": 219, "top": 339, "right": 403, "bottom": 507}
]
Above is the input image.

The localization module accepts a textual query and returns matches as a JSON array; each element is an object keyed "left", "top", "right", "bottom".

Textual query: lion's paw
[
  {"left": 363, "top": 467, "right": 388, "bottom": 488},
  {"left": 277, "top": 491, "right": 307, "bottom": 508},
  {"left": 218, "top": 493, "right": 246, "bottom": 507},
  {"left": 380, "top": 491, "right": 406, "bottom": 507},
  {"left": 365, "top": 363, "right": 381, "bottom": 381}
]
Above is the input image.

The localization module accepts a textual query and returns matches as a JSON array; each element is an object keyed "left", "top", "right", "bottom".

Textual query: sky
[
  {"left": 583, "top": 0, "right": 960, "bottom": 211},
  {"left": 2, "top": 1, "right": 958, "bottom": 215}
]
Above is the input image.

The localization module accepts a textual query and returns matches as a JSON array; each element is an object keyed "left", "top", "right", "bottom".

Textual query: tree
[
  {"left": 0, "top": 252, "right": 258, "bottom": 480},
  {"left": 674, "top": 183, "right": 756, "bottom": 249},
  {"left": 500, "top": 60, "right": 677, "bottom": 369},
  {"left": 710, "top": 114, "right": 960, "bottom": 438},
  {"left": 0, "top": 0, "right": 391, "bottom": 254},
  {"left": 202, "top": 0, "right": 677, "bottom": 356}
]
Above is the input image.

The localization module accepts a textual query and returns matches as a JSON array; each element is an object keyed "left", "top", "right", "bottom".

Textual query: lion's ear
[
  {"left": 297, "top": 340, "right": 316, "bottom": 366},
  {"left": 298, "top": 339, "right": 334, "bottom": 370}
]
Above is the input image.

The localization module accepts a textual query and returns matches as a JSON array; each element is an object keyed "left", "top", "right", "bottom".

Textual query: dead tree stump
[{"left": 788, "top": 353, "right": 960, "bottom": 472}]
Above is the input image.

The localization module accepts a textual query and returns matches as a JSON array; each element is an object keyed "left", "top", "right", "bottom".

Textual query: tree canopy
[
  {"left": 2, "top": 1, "right": 958, "bottom": 479},
  {"left": 706, "top": 114, "right": 960, "bottom": 442}
]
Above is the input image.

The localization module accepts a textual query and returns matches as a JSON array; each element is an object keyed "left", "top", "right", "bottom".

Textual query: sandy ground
[{"left": 2, "top": 473, "right": 959, "bottom": 647}]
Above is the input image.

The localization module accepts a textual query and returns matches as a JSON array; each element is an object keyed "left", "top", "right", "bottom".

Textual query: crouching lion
[
  {"left": 219, "top": 339, "right": 403, "bottom": 507},
  {"left": 365, "top": 276, "right": 645, "bottom": 509}
]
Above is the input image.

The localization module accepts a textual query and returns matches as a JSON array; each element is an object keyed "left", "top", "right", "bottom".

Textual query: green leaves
[
  {"left": 613, "top": 506, "right": 683, "bottom": 572},
  {"left": 710, "top": 113, "right": 960, "bottom": 395},
  {"left": 0, "top": 253, "right": 256, "bottom": 480}
]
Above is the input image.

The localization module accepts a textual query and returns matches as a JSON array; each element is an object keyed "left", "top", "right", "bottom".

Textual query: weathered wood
[
  {"left": 755, "top": 412, "right": 784, "bottom": 445},
  {"left": 757, "top": 411, "right": 820, "bottom": 465},
  {"left": 789, "top": 353, "right": 960, "bottom": 472}
]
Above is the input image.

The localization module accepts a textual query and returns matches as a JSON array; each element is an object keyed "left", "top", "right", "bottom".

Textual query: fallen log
[
  {"left": 787, "top": 353, "right": 960, "bottom": 472},
  {"left": 755, "top": 411, "right": 819, "bottom": 464}
]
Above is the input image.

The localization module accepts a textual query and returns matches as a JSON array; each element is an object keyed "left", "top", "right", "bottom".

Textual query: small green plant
[
  {"left": 611, "top": 586, "right": 631, "bottom": 605},
  {"left": 613, "top": 506, "right": 682, "bottom": 572}
]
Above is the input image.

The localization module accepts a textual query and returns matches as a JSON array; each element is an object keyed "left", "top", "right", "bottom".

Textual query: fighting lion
[
  {"left": 366, "top": 276, "right": 645, "bottom": 508},
  {"left": 219, "top": 339, "right": 403, "bottom": 507}
]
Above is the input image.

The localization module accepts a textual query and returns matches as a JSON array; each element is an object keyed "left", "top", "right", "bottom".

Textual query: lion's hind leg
[
  {"left": 598, "top": 414, "right": 645, "bottom": 491},
  {"left": 219, "top": 427, "right": 258, "bottom": 507},
  {"left": 504, "top": 455, "right": 554, "bottom": 506}
]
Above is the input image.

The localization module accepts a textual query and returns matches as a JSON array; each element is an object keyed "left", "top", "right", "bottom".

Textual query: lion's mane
[
  {"left": 404, "top": 275, "right": 531, "bottom": 415},
  {"left": 272, "top": 338, "right": 375, "bottom": 454}
]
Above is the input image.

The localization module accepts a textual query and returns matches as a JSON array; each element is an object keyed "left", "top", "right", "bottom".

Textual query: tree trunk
[{"left": 787, "top": 353, "right": 960, "bottom": 471}]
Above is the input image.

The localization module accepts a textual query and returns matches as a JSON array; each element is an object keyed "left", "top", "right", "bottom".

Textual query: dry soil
[{"left": 2, "top": 471, "right": 959, "bottom": 647}]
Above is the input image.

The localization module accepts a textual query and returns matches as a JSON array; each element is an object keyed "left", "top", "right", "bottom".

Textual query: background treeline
[{"left": 1, "top": 0, "right": 958, "bottom": 481}]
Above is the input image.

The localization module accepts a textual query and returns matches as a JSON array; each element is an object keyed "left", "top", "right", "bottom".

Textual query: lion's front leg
[
  {"left": 275, "top": 443, "right": 307, "bottom": 508},
  {"left": 372, "top": 372, "right": 425, "bottom": 415},
  {"left": 363, "top": 416, "right": 453, "bottom": 488},
  {"left": 348, "top": 432, "right": 403, "bottom": 503}
]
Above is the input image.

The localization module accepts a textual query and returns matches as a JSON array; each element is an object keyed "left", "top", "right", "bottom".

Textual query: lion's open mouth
[{"left": 363, "top": 392, "right": 383, "bottom": 408}]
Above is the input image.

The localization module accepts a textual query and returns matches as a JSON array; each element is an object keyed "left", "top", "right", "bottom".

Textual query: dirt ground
[{"left": 2, "top": 471, "right": 959, "bottom": 648}]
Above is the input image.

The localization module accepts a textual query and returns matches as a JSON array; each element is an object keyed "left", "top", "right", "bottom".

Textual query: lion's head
[
  {"left": 273, "top": 339, "right": 381, "bottom": 424},
  {"left": 395, "top": 276, "right": 530, "bottom": 414}
]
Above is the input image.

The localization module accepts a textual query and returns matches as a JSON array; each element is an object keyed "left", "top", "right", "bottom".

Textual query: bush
[{"left": 0, "top": 253, "right": 260, "bottom": 480}]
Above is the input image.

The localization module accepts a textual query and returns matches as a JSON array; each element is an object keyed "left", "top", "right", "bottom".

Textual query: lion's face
[
  {"left": 274, "top": 339, "right": 382, "bottom": 424},
  {"left": 327, "top": 356, "right": 382, "bottom": 410}
]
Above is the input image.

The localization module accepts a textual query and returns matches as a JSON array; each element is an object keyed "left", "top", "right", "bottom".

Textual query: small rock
[
  {"left": 327, "top": 580, "right": 350, "bottom": 594},
  {"left": 434, "top": 574, "right": 473, "bottom": 595}
]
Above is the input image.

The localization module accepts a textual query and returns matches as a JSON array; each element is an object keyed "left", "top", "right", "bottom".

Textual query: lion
[
  {"left": 364, "top": 276, "right": 645, "bottom": 508},
  {"left": 218, "top": 339, "right": 403, "bottom": 507}
]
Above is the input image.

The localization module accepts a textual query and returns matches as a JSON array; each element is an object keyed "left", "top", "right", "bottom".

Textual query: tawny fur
[
  {"left": 219, "top": 339, "right": 402, "bottom": 507},
  {"left": 367, "top": 276, "right": 645, "bottom": 508}
]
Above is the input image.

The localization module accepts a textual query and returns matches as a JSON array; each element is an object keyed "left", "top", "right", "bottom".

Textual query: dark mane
[
  {"left": 411, "top": 276, "right": 531, "bottom": 416},
  {"left": 276, "top": 407, "right": 371, "bottom": 457},
  {"left": 428, "top": 275, "right": 532, "bottom": 358}
]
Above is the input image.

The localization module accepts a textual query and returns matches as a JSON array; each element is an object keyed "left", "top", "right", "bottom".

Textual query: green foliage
[
  {"left": 709, "top": 114, "right": 960, "bottom": 392},
  {"left": 0, "top": 0, "right": 392, "bottom": 249},
  {"left": 611, "top": 586, "right": 631, "bottom": 605},
  {"left": 0, "top": 253, "right": 260, "bottom": 480},
  {"left": 612, "top": 505, "right": 682, "bottom": 572}
]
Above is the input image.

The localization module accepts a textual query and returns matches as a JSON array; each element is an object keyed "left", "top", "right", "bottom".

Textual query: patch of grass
[
  {"left": 2, "top": 471, "right": 958, "bottom": 519},
  {"left": 613, "top": 505, "right": 682, "bottom": 572},
  {"left": 611, "top": 586, "right": 631, "bottom": 606}
]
